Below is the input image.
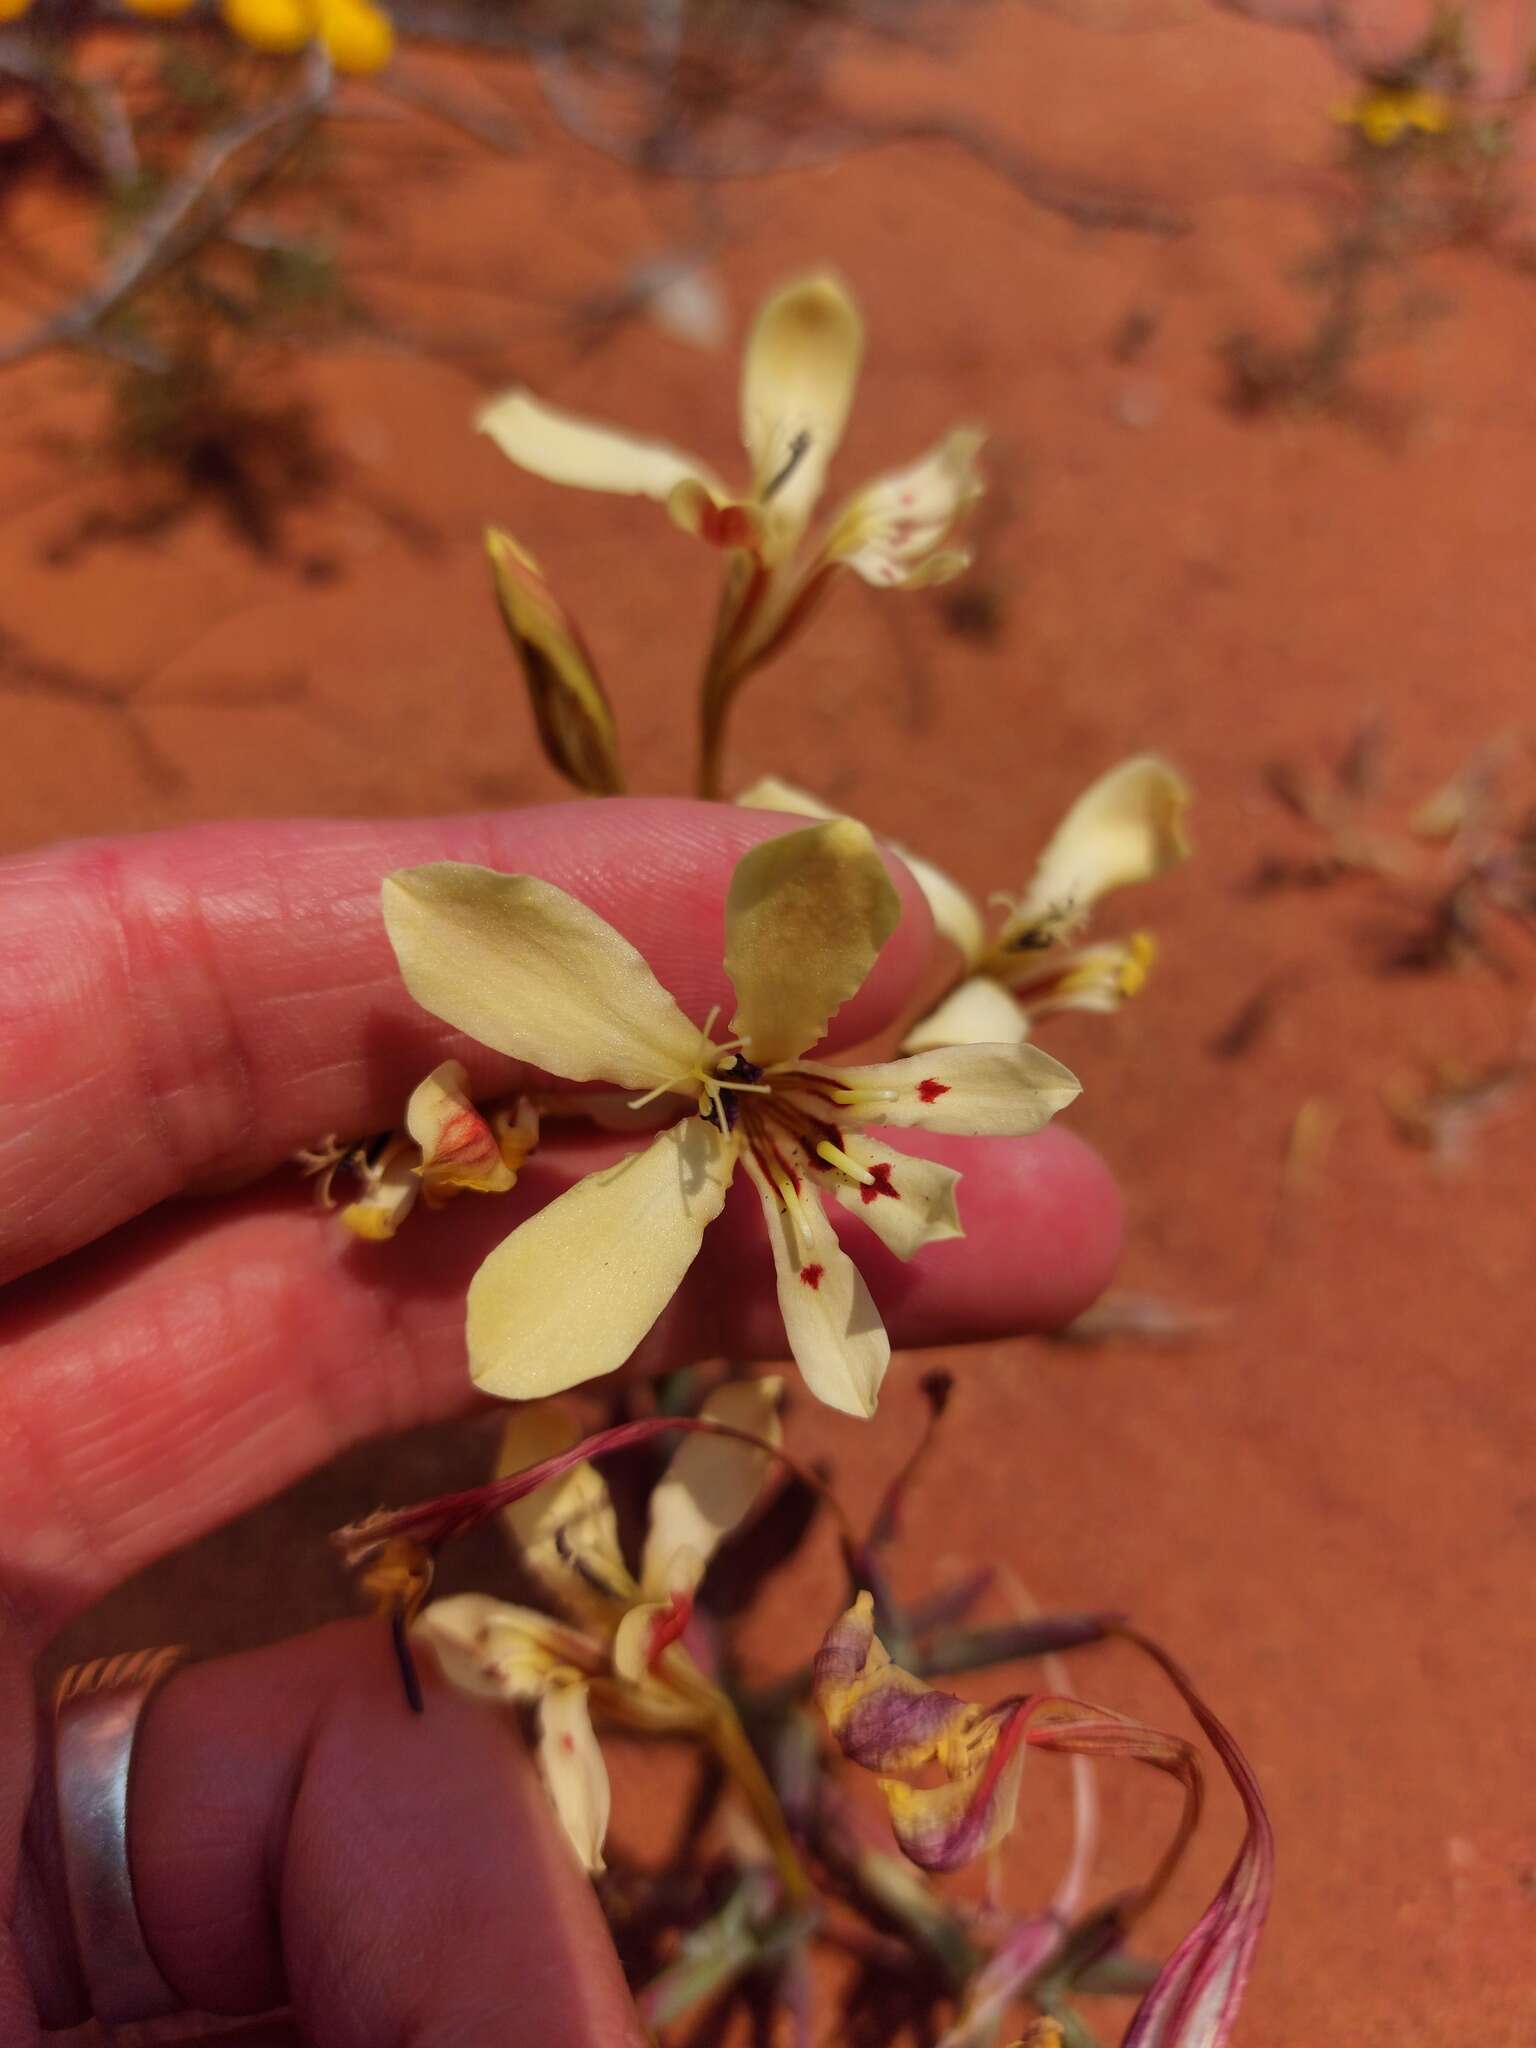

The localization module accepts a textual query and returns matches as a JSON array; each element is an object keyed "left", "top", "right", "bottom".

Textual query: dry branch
[{"left": 0, "top": 47, "right": 333, "bottom": 369}]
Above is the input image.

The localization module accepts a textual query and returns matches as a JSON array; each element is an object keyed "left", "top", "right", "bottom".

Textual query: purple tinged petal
[
  {"left": 814, "top": 1591, "right": 976, "bottom": 1773},
  {"left": 884, "top": 1702, "right": 1028, "bottom": 1872},
  {"left": 1119, "top": 1633, "right": 1274, "bottom": 2048},
  {"left": 839, "top": 1677, "right": 976, "bottom": 1772}
]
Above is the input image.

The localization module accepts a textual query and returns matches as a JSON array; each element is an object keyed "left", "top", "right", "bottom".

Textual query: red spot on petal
[
  {"left": 860, "top": 1160, "right": 900, "bottom": 1204},
  {"left": 800, "top": 1262, "right": 824, "bottom": 1290},
  {"left": 916, "top": 1079, "right": 950, "bottom": 1105},
  {"left": 560, "top": 1733, "right": 576, "bottom": 1753}
]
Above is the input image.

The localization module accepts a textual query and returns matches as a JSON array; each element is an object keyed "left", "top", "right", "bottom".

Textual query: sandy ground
[{"left": 5, "top": 3, "right": 1536, "bottom": 2042}]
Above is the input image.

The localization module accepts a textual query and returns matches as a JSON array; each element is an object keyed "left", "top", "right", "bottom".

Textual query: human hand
[{"left": 0, "top": 797, "right": 1119, "bottom": 2044}]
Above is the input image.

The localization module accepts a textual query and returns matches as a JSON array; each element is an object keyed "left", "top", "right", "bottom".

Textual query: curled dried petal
[{"left": 406, "top": 1060, "right": 516, "bottom": 1201}]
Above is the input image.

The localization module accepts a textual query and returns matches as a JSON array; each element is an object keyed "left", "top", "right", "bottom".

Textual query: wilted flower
[
  {"left": 737, "top": 758, "right": 1189, "bottom": 1053},
  {"left": 381, "top": 819, "right": 1080, "bottom": 1416},
  {"left": 414, "top": 1379, "right": 799, "bottom": 1880},
  {"left": 815, "top": 1594, "right": 1272, "bottom": 2048},
  {"left": 477, "top": 273, "right": 983, "bottom": 794},
  {"left": 297, "top": 1061, "right": 538, "bottom": 1241}
]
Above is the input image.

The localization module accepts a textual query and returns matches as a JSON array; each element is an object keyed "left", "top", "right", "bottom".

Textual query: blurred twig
[{"left": 0, "top": 48, "right": 333, "bottom": 370}]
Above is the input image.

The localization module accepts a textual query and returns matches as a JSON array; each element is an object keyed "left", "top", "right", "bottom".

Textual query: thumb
[{"left": 17, "top": 1620, "right": 643, "bottom": 2046}]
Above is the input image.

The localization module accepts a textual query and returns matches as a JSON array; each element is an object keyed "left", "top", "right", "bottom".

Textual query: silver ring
[{"left": 53, "top": 1646, "right": 188, "bottom": 2026}]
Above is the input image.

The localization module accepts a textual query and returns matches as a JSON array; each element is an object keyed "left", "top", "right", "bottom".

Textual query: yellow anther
[
  {"left": 829, "top": 1085, "right": 899, "bottom": 1108},
  {"left": 1118, "top": 931, "right": 1156, "bottom": 997},
  {"left": 815, "top": 1139, "right": 874, "bottom": 1185}
]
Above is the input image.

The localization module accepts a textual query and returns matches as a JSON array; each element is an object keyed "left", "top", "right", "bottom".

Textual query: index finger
[{"left": 0, "top": 797, "right": 932, "bottom": 1285}]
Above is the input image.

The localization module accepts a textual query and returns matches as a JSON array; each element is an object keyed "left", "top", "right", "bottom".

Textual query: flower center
[
  {"left": 706, "top": 1052, "right": 765, "bottom": 1132},
  {"left": 624, "top": 1006, "right": 773, "bottom": 1124},
  {"left": 730, "top": 1067, "right": 888, "bottom": 1248}
]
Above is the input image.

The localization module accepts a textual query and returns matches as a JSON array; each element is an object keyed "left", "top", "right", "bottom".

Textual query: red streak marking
[
  {"left": 647, "top": 1592, "right": 694, "bottom": 1668},
  {"left": 755, "top": 1130, "right": 802, "bottom": 1193},
  {"left": 435, "top": 1108, "right": 496, "bottom": 1164},
  {"left": 970, "top": 1700, "right": 1030, "bottom": 1816},
  {"left": 916, "top": 1079, "right": 950, "bottom": 1104},
  {"left": 860, "top": 1161, "right": 900, "bottom": 1204},
  {"left": 800, "top": 1263, "right": 824, "bottom": 1290},
  {"left": 559, "top": 1733, "right": 576, "bottom": 1753}
]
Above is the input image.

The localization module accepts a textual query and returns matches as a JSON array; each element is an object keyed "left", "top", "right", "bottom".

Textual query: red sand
[{"left": 6, "top": 5, "right": 1536, "bottom": 2042}]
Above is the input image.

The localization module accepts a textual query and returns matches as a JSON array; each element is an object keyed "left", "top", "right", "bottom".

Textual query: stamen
[
  {"left": 627, "top": 1075, "right": 688, "bottom": 1112},
  {"left": 774, "top": 1171, "right": 816, "bottom": 1251},
  {"left": 815, "top": 1139, "right": 875, "bottom": 1185},
  {"left": 763, "top": 428, "right": 812, "bottom": 502},
  {"left": 829, "top": 1085, "right": 900, "bottom": 1108}
]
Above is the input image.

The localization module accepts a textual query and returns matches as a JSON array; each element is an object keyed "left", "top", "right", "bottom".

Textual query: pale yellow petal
[
  {"left": 537, "top": 1680, "right": 611, "bottom": 1874},
  {"left": 895, "top": 546, "right": 973, "bottom": 590},
  {"left": 406, "top": 1060, "right": 515, "bottom": 1199},
  {"left": 477, "top": 387, "right": 720, "bottom": 504},
  {"left": 900, "top": 976, "right": 1027, "bottom": 1054},
  {"left": 413, "top": 1592, "right": 593, "bottom": 1702},
  {"left": 822, "top": 429, "right": 985, "bottom": 589},
  {"left": 899, "top": 848, "right": 986, "bottom": 968},
  {"left": 821, "top": 1132, "right": 963, "bottom": 1262},
  {"left": 740, "top": 273, "right": 864, "bottom": 555},
  {"left": 485, "top": 529, "right": 623, "bottom": 797},
  {"left": 733, "top": 775, "right": 835, "bottom": 819},
  {"left": 998, "top": 757, "right": 1191, "bottom": 949},
  {"left": 467, "top": 1118, "right": 736, "bottom": 1400},
  {"left": 812, "top": 1043, "right": 1080, "bottom": 1135},
  {"left": 666, "top": 478, "right": 764, "bottom": 552},
  {"left": 611, "top": 1597, "right": 675, "bottom": 1684},
  {"left": 734, "top": 787, "right": 983, "bottom": 967},
  {"left": 382, "top": 863, "right": 702, "bottom": 1092},
  {"left": 746, "top": 1162, "right": 889, "bottom": 1418},
  {"left": 639, "top": 1377, "right": 784, "bottom": 1598},
  {"left": 497, "top": 1405, "right": 636, "bottom": 1619},
  {"left": 724, "top": 819, "right": 900, "bottom": 1065}
]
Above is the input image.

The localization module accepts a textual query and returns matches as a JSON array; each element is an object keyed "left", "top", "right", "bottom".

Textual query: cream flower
[
  {"left": 737, "top": 763, "right": 1187, "bottom": 1053},
  {"left": 910, "top": 756, "right": 1187, "bottom": 1051},
  {"left": 381, "top": 820, "right": 1080, "bottom": 1416},
  {"left": 414, "top": 1382, "right": 794, "bottom": 1879},
  {"left": 476, "top": 273, "right": 983, "bottom": 795}
]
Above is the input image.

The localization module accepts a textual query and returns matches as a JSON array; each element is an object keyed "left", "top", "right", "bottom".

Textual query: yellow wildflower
[{"left": 1335, "top": 83, "right": 1450, "bottom": 147}]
